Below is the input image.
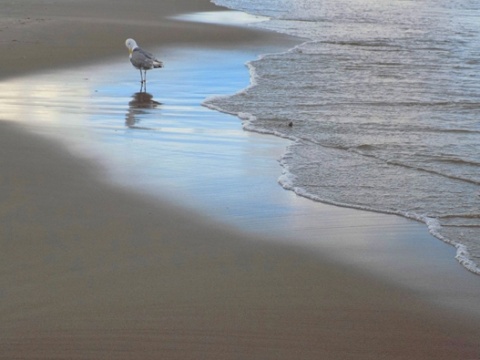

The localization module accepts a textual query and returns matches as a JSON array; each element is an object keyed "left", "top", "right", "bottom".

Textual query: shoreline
[
  {"left": 1, "top": 0, "right": 480, "bottom": 358},
  {"left": 208, "top": 0, "right": 480, "bottom": 277}
]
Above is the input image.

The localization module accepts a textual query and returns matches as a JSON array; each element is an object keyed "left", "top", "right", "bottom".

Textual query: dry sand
[
  {"left": 0, "top": 0, "right": 479, "bottom": 358},
  {"left": 0, "top": 0, "right": 287, "bottom": 79}
]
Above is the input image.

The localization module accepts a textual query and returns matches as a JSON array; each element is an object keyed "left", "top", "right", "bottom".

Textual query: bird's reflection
[{"left": 125, "top": 91, "right": 162, "bottom": 128}]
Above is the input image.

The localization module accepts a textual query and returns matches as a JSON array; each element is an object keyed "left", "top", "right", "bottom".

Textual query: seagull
[{"left": 125, "top": 38, "right": 163, "bottom": 85}]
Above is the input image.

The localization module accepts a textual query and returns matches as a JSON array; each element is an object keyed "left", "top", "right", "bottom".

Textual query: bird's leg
[
  {"left": 139, "top": 69, "right": 144, "bottom": 84},
  {"left": 141, "top": 70, "right": 148, "bottom": 92}
]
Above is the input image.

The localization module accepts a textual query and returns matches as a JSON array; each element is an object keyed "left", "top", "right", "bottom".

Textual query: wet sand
[{"left": 1, "top": 0, "right": 479, "bottom": 359}]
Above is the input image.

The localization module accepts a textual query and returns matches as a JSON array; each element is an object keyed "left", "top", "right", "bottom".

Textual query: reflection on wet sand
[{"left": 126, "top": 92, "right": 162, "bottom": 129}]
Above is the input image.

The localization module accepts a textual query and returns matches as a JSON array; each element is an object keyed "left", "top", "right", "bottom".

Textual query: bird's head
[{"left": 125, "top": 38, "right": 138, "bottom": 55}]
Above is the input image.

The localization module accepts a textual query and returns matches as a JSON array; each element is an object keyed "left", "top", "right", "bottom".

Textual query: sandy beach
[{"left": 1, "top": 0, "right": 479, "bottom": 359}]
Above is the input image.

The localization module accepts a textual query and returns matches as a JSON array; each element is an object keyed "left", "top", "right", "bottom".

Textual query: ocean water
[{"left": 207, "top": 0, "right": 480, "bottom": 274}]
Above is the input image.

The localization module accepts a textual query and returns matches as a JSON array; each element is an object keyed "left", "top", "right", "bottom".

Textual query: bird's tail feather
[{"left": 153, "top": 60, "right": 163, "bottom": 68}]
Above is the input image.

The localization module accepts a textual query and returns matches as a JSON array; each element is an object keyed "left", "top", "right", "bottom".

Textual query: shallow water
[
  {"left": 209, "top": 0, "right": 480, "bottom": 274},
  {"left": 0, "top": 16, "right": 479, "bottom": 312}
]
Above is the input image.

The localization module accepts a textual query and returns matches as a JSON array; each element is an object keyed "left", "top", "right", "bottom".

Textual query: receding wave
[{"left": 209, "top": 0, "right": 480, "bottom": 275}]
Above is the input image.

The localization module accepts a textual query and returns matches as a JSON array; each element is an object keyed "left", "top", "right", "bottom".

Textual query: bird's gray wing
[{"left": 130, "top": 48, "right": 155, "bottom": 69}]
